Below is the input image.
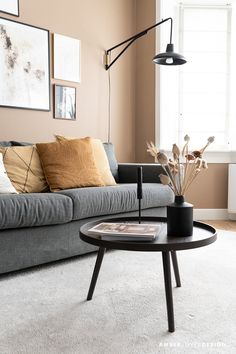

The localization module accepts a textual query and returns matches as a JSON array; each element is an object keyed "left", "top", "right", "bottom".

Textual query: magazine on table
[{"left": 87, "top": 222, "right": 162, "bottom": 241}]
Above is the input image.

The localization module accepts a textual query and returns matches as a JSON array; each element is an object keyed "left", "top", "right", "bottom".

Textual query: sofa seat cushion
[
  {"left": 57, "top": 183, "right": 174, "bottom": 221},
  {"left": 0, "top": 193, "right": 73, "bottom": 230}
]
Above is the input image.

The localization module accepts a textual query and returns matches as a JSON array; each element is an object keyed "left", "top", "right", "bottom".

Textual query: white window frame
[
  {"left": 156, "top": 0, "right": 236, "bottom": 163},
  {"left": 179, "top": 4, "right": 231, "bottom": 151}
]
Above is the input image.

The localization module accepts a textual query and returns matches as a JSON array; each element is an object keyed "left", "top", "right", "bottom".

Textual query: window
[{"left": 158, "top": 1, "right": 235, "bottom": 154}]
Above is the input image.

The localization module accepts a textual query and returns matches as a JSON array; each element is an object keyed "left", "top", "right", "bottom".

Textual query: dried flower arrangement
[{"left": 147, "top": 135, "right": 215, "bottom": 196}]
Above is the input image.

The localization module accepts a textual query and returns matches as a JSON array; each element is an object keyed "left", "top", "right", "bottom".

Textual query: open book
[{"left": 87, "top": 222, "right": 161, "bottom": 241}]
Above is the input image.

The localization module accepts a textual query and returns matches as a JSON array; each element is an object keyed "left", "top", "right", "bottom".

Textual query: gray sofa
[{"left": 0, "top": 141, "right": 174, "bottom": 274}]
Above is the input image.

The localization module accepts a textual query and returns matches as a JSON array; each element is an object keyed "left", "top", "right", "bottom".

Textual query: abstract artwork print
[{"left": 0, "top": 18, "right": 50, "bottom": 110}]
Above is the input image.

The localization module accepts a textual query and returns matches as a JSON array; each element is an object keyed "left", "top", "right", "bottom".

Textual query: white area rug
[{"left": 0, "top": 230, "right": 236, "bottom": 354}]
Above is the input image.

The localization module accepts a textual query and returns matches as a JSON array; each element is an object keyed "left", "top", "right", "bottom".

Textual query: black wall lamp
[{"left": 104, "top": 17, "right": 186, "bottom": 70}]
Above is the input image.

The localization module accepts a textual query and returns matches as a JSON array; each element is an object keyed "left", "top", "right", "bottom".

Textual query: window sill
[
  {"left": 199, "top": 151, "right": 236, "bottom": 163},
  {"left": 163, "top": 151, "right": 236, "bottom": 163}
]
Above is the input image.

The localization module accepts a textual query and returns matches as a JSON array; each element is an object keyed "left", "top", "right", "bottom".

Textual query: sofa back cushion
[
  {"left": 103, "top": 143, "right": 119, "bottom": 182},
  {"left": 36, "top": 137, "right": 105, "bottom": 192},
  {"left": 0, "top": 141, "right": 32, "bottom": 147},
  {"left": 0, "top": 145, "right": 48, "bottom": 193},
  {"left": 10, "top": 141, "right": 32, "bottom": 146},
  {"left": 91, "top": 139, "right": 116, "bottom": 185},
  {"left": 0, "top": 141, "right": 12, "bottom": 147}
]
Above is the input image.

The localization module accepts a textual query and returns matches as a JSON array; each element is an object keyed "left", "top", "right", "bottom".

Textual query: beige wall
[
  {"left": 135, "top": 0, "right": 228, "bottom": 209},
  {"left": 0, "top": 0, "right": 136, "bottom": 162},
  {"left": 185, "top": 164, "right": 228, "bottom": 209},
  {"left": 135, "top": 0, "right": 156, "bottom": 163}
]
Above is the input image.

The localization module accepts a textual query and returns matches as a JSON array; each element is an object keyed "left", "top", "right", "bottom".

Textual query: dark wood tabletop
[{"left": 80, "top": 216, "right": 217, "bottom": 252}]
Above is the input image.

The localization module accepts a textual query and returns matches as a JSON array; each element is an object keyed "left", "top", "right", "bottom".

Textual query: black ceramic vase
[{"left": 167, "top": 195, "right": 193, "bottom": 237}]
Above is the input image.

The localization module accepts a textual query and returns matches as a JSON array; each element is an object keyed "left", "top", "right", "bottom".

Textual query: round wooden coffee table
[{"left": 80, "top": 216, "right": 217, "bottom": 332}]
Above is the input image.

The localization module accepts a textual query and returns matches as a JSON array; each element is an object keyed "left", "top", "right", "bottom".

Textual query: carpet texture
[{"left": 0, "top": 229, "right": 235, "bottom": 354}]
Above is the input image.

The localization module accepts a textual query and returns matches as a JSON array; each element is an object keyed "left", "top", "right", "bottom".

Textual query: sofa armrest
[{"left": 118, "top": 163, "right": 164, "bottom": 183}]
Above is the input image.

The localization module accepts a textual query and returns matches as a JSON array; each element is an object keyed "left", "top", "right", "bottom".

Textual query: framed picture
[
  {"left": 0, "top": 17, "right": 50, "bottom": 111},
  {"left": 0, "top": 0, "right": 19, "bottom": 17},
  {"left": 53, "top": 33, "right": 80, "bottom": 83},
  {"left": 54, "top": 85, "right": 76, "bottom": 120}
]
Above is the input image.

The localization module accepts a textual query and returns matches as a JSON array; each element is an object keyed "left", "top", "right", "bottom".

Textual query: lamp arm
[
  {"left": 105, "top": 36, "right": 143, "bottom": 70},
  {"left": 105, "top": 17, "right": 173, "bottom": 70}
]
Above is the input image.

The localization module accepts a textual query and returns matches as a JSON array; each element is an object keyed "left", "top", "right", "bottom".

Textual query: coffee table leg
[
  {"left": 87, "top": 247, "right": 106, "bottom": 301},
  {"left": 162, "top": 251, "right": 175, "bottom": 332},
  {"left": 171, "top": 251, "right": 181, "bottom": 287}
]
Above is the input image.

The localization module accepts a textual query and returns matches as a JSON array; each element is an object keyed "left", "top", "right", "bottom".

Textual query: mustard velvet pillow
[
  {"left": 55, "top": 135, "right": 116, "bottom": 186},
  {"left": 0, "top": 145, "right": 48, "bottom": 193},
  {"left": 36, "top": 137, "right": 105, "bottom": 192}
]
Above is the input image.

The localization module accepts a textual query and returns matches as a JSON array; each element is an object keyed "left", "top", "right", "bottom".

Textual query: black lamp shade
[{"left": 153, "top": 43, "right": 186, "bottom": 66}]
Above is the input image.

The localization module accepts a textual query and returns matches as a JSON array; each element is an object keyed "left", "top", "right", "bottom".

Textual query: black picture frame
[
  {"left": 53, "top": 84, "right": 76, "bottom": 120},
  {"left": 0, "top": 16, "right": 51, "bottom": 111},
  {"left": 0, "top": 0, "right": 19, "bottom": 17}
]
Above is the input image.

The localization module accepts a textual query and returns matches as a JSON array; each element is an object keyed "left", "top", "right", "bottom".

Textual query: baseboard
[
  {"left": 228, "top": 213, "right": 236, "bottom": 220},
  {"left": 194, "top": 209, "right": 228, "bottom": 220}
]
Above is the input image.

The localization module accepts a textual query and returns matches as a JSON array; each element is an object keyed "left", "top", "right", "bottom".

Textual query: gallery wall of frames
[{"left": 0, "top": 0, "right": 79, "bottom": 120}]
